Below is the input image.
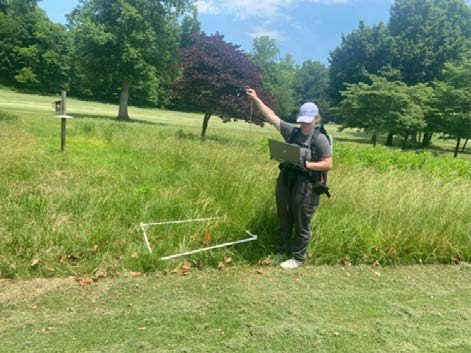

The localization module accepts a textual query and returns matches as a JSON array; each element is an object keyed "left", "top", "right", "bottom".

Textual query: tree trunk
[
  {"left": 401, "top": 134, "right": 408, "bottom": 150},
  {"left": 422, "top": 132, "right": 433, "bottom": 147},
  {"left": 371, "top": 134, "right": 377, "bottom": 147},
  {"left": 410, "top": 132, "right": 418, "bottom": 144},
  {"left": 386, "top": 132, "right": 394, "bottom": 146},
  {"left": 117, "top": 80, "right": 130, "bottom": 121},
  {"left": 454, "top": 137, "right": 461, "bottom": 158},
  {"left": 461, "top": 137, "right": 469, "bottom": 153},
  {"left": 201, "top": 113, "right": 211, "bottom": 141}
]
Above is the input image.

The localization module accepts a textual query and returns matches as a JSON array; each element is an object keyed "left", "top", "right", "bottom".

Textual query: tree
[
  {"left": 0, "top": 0, "right": 7, "bottom": 12},
  {"left": 338, "top": 75, "right": 428, "bottom": 147},
  {"left": 250, "top": 36, "right": 297, "bottom": 119},
  {"left": 0, "top": 0, "right": 70, "bottom": 92},
  {"left": 433, "top": 61, "right": 471, "bottom": 157},
  {"left": 180, "top": 12, "right": 201, "bottom": 48},
  {"left": 68, "top": 0, "right": 193, "bottom": 120},
  {"left": 293, "top": 60, "right": 331, "bottom": 121},
  {"left": 328, "top": 21, "right": 396, "bottom": 105},
  {"left": 389, "top": 0, "right": 471, "bottom": 85},
  {"left": 173, "top": 33, "right": 273, "bottom": 141}
]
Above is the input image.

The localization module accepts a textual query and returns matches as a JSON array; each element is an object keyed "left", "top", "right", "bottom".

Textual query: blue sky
[{"left": 39, "top": 0, "right": 392, "bottom": 65}]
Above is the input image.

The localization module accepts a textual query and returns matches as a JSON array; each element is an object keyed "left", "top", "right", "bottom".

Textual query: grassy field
[
  {"left": 1, "top": 265, "right": 470, "bottom": 353},
  {"left": 0, "top": 88, "right": 470, "bottom": 352},
  {"left": 0, "top": 87, "right": 470, "bottom": 278}
]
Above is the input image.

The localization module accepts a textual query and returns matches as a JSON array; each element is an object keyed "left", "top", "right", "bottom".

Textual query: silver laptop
[{"left": 268, "top": 139, "right": 302, "bottom": 164}]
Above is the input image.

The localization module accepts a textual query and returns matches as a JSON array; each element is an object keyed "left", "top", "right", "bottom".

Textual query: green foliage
[
  {"left": 180, "top": 12, "right": 201, "bottom": 48},
  {"left": 250, "top": 36, "right": 297, "bottom": 119},
  {"left": 329, "top": 0, "right": 470, "bottom": 146},
  {"left": 68, "top": 0, "right": 193, "bottom": 116},
  {"left": 335, "top": 142, "right": 471, "bottom": 178},
  {"left": 0, "top": 1, "right": 70, "bottom": 92},
  {"left": 432, "top": 61, "right": 471, "bottom": 156},
  {"left": 389, "top": 0, "right": 471, "bottom": 84},
  {"left": 329, "top": 21, "right": 395, "bottom": 104},
  {"left": 14, "top": 67, "right": 38, "bottom": 84},
  {"left": 293, "top": 60, "right": 331, "bottom": 121},
  {"left": 338, "top": 75, "right": 430, "bottom": 140}
]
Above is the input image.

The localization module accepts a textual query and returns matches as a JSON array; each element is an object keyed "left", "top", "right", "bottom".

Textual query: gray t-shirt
[{"left": 280, "top": 121, "right": 332, "bottom": 161}]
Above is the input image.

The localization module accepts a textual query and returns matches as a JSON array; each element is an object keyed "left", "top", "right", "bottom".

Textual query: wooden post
[{"left": 61, "top": 90, "right": 67, "bottom": 152}]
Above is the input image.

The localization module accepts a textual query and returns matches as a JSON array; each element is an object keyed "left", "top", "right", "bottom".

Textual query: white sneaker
[{"left": 280, "top": 258, "right": 303, "bottom": 270}]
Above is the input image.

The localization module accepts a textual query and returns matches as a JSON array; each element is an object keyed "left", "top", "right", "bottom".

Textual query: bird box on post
[
  {"left": 53, "top": 90, "right": 73, "bottom": 152},
  {"left": 54, "top": 100, "right": 62, "bottom": 113}
]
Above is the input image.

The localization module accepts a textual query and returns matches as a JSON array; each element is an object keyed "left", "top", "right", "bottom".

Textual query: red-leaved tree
[{"left": 172, "top": 33, "right": 274, "bottom": 140}]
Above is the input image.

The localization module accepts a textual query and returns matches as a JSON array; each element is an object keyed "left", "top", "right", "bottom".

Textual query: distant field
[{"left": 0, "top": 87, "right": 468, "bottom": 156}]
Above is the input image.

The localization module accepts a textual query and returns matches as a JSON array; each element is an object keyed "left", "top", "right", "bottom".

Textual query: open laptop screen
[{"left": 268, "top": 139, "right": 302, "bottom": 164}]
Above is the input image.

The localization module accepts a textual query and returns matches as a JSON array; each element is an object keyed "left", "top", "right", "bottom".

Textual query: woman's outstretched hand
[{"left": 245, "top": 87, "right": 257, "bottom": 100}]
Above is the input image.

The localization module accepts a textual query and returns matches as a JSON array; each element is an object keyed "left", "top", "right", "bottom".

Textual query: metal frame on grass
[{"left": 140, "top": 217, "right": 258, "bottom": 260}]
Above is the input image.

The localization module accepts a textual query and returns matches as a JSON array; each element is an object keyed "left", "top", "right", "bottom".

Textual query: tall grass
[{"left": 0, "top": 110, "right": 470, "bottom": 278}]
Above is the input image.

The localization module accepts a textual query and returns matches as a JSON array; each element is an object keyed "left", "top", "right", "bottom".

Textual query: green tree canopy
[
  {"left": 338, "top": 75, "right": 430, "bottom": 146},
  {"left": 68, "top": 0, "right": 193, "bottom": 120},
  {"left": 292, "top": 60, "right": 331, "bottom": 121},
  {"left": 389, "top": 0, "right": 471, "bottom": 85},
  {"left": 250, "top": 36, "right": 297, "bottom": 119},
  {"left": 433, "top": 61, "right": 471, "bottom": 157},
  {"left": 328, "top": 21, "right": 395, "bottom": 104},
  {"left": 0, "top": 0, "right": 70, "bottom": 92},
  {"left": 180, "top": 11, "right": 201, "bottom": 48}
]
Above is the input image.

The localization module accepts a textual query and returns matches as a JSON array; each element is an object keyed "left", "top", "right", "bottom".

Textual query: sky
[{"left": 39, "top": 0, "right": 393, "bottom": 65}]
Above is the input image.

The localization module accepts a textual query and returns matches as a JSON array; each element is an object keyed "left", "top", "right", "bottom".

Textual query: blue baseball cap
[{"left": 296, "top": 102, "right": 319, "bottom": 123}]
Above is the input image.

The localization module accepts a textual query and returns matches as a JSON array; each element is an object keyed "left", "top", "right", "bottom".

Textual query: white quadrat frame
[{"left": 140, "top": 217, "right": 258, "bottom": 261}]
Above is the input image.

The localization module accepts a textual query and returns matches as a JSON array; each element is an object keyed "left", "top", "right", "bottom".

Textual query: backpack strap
[
  {"left": 309, "top": 130, "right": 321, "bottom": 162},
  {"left": 287, "top": 127, "right": 300, "bottom": 144}
]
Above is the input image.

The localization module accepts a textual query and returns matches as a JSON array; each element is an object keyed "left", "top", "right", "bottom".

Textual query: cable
[{"left": 249, "top": 99, "right": 253, "bottom": 138}]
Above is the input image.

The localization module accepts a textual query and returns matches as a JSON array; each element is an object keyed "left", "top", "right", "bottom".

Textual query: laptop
[{"left": 268, "top": 139, "right": 302, "bottom": 164}]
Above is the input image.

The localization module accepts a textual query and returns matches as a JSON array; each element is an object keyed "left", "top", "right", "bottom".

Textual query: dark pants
[{"left": 276, "top": 169, "right": 319, "bottom": 261}]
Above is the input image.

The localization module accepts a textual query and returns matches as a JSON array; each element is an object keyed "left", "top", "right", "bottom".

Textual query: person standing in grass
[{"left": 245, "top": 87, "right": 332, "bottom": 270}]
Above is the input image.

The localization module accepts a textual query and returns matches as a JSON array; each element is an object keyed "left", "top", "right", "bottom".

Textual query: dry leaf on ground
[
  {"left": 79, "top": 278, "right": 93, "bottom": 286},
  {"left": 181, "top": 263, "right": 190, "bottom": 276},
  {"left": 204, "top": 229, "right": 211, "bottom": 245}
]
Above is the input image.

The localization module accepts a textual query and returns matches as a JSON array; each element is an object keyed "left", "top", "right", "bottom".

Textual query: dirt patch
[{"left": 0, "top": 277, "right": 76, "bottom": 304}]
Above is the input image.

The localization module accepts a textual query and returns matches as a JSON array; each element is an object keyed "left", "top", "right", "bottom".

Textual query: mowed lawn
[
  {"left": 0, "top": 87, "right": 467, "bottom": 154},
  {"left": 1, "top": 265, "right": 470, "bottom": 353}
]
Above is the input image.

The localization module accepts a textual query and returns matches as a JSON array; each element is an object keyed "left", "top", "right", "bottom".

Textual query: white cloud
[
  {"left": 306, "top": 0, "right": 351, "bottom": 3},
  {"left": 196, "top": 0, "right": 352, "bottom": 47},
  {"left": 249, "top": 26, "right": 286, "bottom": 41},
  {"left": 196, "top": 0, "right": 352, "bottom": 18},
  {"left": 196, "top": 0, "right": 294, "bottom": 19},
  {"left": 194, "top": 1, "right": 220, "bottom": 15}
]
